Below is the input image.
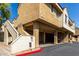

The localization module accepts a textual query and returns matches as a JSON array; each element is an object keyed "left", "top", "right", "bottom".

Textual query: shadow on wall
[
  {"left": 58, "top": 32, "right": 68, "bottom": 43},
  {"left": 0, "top": 32, "right": 4, "bottom": 42}
]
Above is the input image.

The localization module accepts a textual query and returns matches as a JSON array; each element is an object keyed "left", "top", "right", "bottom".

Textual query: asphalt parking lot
[
  {"left": 30, "top": 42, "right": 79, "bottom": 56},
  {"left": 1, "top": 42, "right": 79, "bottom": 56}
]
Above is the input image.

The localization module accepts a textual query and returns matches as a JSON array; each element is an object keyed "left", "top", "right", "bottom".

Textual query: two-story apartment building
[{"left": 13, "top": 3, "right": 75, "bottom": 48}]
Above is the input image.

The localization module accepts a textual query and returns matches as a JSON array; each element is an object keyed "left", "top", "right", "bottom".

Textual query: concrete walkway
[
  {"left": 30, "top": 42, "right": 79, "bottom": 56},
  {"left": 0, "top": 42, "right": 12, "bottom": 56}
]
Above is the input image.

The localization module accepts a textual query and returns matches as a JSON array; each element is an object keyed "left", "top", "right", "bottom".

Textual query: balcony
[
  {"left": 39, "top": 3, "right": 63, "bottom": 27},
  {"left": 68, "top": 19, "right": 75, "bottom": 30},
  {"left": 63, "top": 15, "right": 75, "bottom": 33}
]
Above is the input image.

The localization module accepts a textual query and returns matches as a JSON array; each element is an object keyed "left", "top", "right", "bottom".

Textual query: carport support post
[
  {"left": 64, "top": 33, "right": 69, "bottom": 43},
  {"left": 43, "top": 32, "right": 45, "bottom": 44},
  {"left": 70, "top": 35, "right": 73, "bottom": 43},
  {"left": 4, "top": 27, "right": 8, "bottom": 45},
  {"left": 77, "top": 36, "right": 79, "bottom": 42},
  {"left": 54, "top": 31, "right": 58, "bottom": 44},
  {"left": 33, "top": 22, "right": 39, "bottom": 48}
]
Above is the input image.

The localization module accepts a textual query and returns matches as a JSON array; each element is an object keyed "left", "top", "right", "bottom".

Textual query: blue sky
[
  {"left": 10, "top": 3, "right": 18, "bottom": 22},
  {"left": 10, "top": 3, "right": 79, "bottom": 27}
]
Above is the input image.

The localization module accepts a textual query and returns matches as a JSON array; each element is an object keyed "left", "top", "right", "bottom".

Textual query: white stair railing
[{"left": 4, "top": 20, "right": 19, "bottom": 40}]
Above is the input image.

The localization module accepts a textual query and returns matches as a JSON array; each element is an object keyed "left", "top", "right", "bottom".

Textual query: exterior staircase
[
  {"left": 0, "top": 20, "right": 35, "bottom": 55},
  {"left": 16, "top": 24, "right": 30, "bottom": 36}
]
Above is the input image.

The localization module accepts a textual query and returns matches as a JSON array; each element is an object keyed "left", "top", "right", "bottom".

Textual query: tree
[{"left": 0, "top": 3, "right": 10, "bottom": 27}]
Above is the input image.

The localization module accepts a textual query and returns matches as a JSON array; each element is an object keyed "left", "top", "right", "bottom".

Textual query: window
[
  {"left": 46, "top": 4, "right": 57, "bottom": 14},
  {"left": 50, "top": 5, "right": 61, "bottom": 17},
  {"left": 46, "top": 4, "right": 62, "bottom": 18},
  {"left": 68, "top": 20, "right": 73, "bottom": 27},
  {"left": 50, "top": 5, "right": 54, "bottom": 12},
  {"left": 45, "top": 4, "right": 53, "bottom": 11},
  {"left": 65, "top": 15, "right": 67, "bottom": 24}
]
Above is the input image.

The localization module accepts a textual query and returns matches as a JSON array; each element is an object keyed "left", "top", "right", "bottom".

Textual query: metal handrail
[{"left": 4, "top": 20, "right": 19, "bottom": 38}]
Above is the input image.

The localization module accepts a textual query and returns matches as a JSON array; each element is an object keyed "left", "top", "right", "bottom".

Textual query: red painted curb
[{"left": 16, "top": 48, "right": 43, "bottom": 56}]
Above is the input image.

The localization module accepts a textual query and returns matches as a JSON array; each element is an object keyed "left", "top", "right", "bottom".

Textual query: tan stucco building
[
  {"left": 72, "top": 27, "right": 79, "bottom": 42},
  {"left": 13, "top": 3, "right": 75, "bottom": 48}
]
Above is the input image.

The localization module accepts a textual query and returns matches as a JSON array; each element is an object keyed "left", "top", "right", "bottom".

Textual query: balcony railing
[
  {"left": 40, "top": 4, "right": 63, "bottom": 27},
  {"left": 68, "top": 18, "right": 75, "bottom": 29},
  {"left": 64, "top": 16, "right": 75, "bottom": 30}
]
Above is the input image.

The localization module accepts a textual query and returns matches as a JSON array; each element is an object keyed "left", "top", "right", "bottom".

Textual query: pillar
[
  {"left": 43, "top": 32, "right": 45, "bottom": 44},
  {"left": 63, "top": 33, "right": 69, "bottom": 43},
  {"left": 17, "top": 24, "right": 30, "bottom": 36},
  {"left": 54, "top": 31, "right": 58, "bottom": 44},
  {"left": 4, "top": 27, "right": 8, "bottom": 45},
  {"left": 76, "top": 36, "right": 79, "bottom": 42},
  {"left": 33, "top": 22, "right": 39, "bottom": 48},
  {"left": 69, "top": 35, "right": 73, "bottom": 43},
  {"left": 77, "top": 36, "right": 79, "bottom": 42}
]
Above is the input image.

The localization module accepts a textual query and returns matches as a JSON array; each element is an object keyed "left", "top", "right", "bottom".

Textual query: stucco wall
[
  {"left": 14, "top": 3, "right": 40, "bottom": 27},
  {"left": 11, "top": 35, "right": 35, "bottom": 54}
]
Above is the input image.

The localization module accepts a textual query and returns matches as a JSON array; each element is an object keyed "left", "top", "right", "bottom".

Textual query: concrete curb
[{"left": 16, "top": 48, "right": 43, "bottom": 56}]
